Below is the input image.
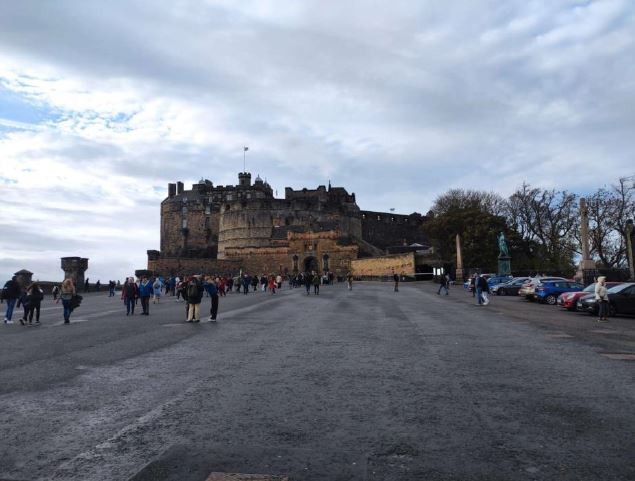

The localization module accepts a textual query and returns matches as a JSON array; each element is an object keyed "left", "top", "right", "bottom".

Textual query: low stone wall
[
  {"left": 351, "top": 252, "right": 416, "bottom": 278},
  {"left": 147, "top": 257, "right": 242, "bottom": 277}
]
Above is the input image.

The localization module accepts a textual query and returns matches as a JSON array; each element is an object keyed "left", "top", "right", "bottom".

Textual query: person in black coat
[{"left": 3, "top": 276, "right": 21, "bottom": 323}]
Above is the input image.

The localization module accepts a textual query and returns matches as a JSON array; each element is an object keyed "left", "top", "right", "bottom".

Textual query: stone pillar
[
  {"left": 13, "top": 269, "right": 33, "bottom": 290},
  {"left": 455, "top": 234, "right": 464, "bottom": 281},
  {"left": 61, "top": 257, "right": 88, "bottom": 287},
  {"left": 577, "top": 198, "right": 596, "bottom": 282}
]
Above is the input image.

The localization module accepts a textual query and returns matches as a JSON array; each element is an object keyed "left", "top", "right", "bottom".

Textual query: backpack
[{"left": 187, "top": 281, "right": 200, "bottom": 299}]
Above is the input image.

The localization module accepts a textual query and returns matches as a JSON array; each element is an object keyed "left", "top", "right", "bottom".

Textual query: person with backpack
[
  {"left": 138, "top": 276, "right": 153, "bottom": 315},
  {"left": 122, "top": 277, "right": 138, "bottom": 316},
  {"left": 52, "top": 284, "right": 60, "bottom": 301},
  {"left": 56, "top": 278, "right": 76, "bottom": 324},
  {"left": 312, "top": 271, "right": 321, "bottom": 295},
  {"left": 3, "top": 276, "right": 21, "bottom": 324},
  {"left": 186, "top": 275, "right": 203, "bottom": 323}
]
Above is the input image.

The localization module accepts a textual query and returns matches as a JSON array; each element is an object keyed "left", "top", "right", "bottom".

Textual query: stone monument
[
  {"left": 576, "top": 198, "right": 596, "bottom": 283},
  {"left": 61, "top": 257, "right": 89, "bottom": 287},
  {"left": 455, "top": 234, "right": 464, "bottom": 281},
  {"left": 497, "top": 232, "right": 511, "bottom": 276}
]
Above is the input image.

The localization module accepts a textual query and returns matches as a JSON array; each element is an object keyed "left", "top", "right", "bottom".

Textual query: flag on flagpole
[{"left": 244, "top": 146, "right": 249, "bottom": 151}]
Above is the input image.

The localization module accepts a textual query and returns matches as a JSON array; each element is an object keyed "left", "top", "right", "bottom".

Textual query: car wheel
[{"left": 545, "top": 295, "right": 557, "bottom": 305}]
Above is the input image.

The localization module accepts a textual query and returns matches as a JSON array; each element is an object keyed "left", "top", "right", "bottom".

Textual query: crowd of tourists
[{"left": 2, "top": 269, "right": 359, "bottom": 325}]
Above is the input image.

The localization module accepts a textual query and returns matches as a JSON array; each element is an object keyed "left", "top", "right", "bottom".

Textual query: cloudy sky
[{"left": 1, "top": 0, "right": 634, "bottom": 282}]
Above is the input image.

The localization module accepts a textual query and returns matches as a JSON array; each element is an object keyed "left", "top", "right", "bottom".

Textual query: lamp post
[{"left": 626, "top": 219, "right": 635, "bottom": 281}]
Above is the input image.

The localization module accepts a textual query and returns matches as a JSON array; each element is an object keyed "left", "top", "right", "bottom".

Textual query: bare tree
[
  {"left": 507, "top": 183, "right": 578, "bottom": 270},
  {"left": 587, "top": 177, "right": 635, "bottom": 268}
]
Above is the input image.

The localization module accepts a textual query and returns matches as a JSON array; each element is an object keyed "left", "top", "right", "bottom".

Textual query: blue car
[{"left": 534, "top": 280, "right": 585, "bottom": 305}]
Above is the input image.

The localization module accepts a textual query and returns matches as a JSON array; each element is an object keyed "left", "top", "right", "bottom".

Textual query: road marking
[
  {"left": 546, "top": 333, "right": 573, "bottom": 339},
  {"left": 591, "top": 329, "right": 616, "bottom": 334},
  {"left": 206, "top": 474, "right": 289, "bottom": 481},
  {"left": 600, "top": 353, "right": 635, "bottom": 361}
]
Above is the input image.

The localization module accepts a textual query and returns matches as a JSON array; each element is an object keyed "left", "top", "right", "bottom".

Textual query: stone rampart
[{"left": 351, "top": 252, "right": 416, "bottom": 277}]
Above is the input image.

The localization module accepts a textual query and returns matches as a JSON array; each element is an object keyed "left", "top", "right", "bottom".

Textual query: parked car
[
  {"left": 518, "top": 276, "right": 568, "bottom": 301},
  {"left": 463, "top": 273, "right": 497, "bottom": 292},
  {"left": 487, "top": 275, "right": 513, "bottom": 288},
  {"left": 491, "top": 277, "right": 531, "bottom": 296},
  {"left": 578, "top": 282, "right": 635, "bottom": 316},
  {"left": 534, "top": 280, "right": 585, "bottom": 305},
  {"left": 557, "top": 282, "right": 623, "bottom": 311}
]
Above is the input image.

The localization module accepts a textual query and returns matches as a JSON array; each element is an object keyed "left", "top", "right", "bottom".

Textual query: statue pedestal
[{"left": 498, "top": 256, "right": 511, "bottom": 276}]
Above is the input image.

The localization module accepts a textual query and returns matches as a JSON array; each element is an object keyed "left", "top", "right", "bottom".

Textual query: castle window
[
  {"left": 182, "top": 219, "right": 188, "bottom": 229},
  {"left": 182, "top": 206, "right": 188, "bottom": 215},
  {"left": 377, "top": 215, "right": 381, "bottom": 221},
  {"left": 246, "top": 193, "right": 251, "bottom": 199},
  {"left": 362, "top": 214, "right": 366, "bottom": 219},
  {"left": 205, "top": 205, "right": 211, "bottom": 215},
  {"left": 391, "top": 217, "right": 395, "bottom": 222},
  {"left": 226, "top": 194, "right": 233, "bottom": 201}
]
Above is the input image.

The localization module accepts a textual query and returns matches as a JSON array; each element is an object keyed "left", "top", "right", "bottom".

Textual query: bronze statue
[{"left": 498, "top": 232, "right": 509, "bottom": 257}]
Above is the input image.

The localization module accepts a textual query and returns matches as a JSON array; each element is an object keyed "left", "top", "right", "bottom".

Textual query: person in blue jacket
[
  {"left": 204, "top": 276, "right": 219, "bottom": 322},
  {"left": 138, "top": 276, "right": 153, "bottom": 315}
]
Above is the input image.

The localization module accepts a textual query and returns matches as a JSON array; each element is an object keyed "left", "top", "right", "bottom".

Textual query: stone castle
[{"left": 146, "top": 172, "right": 432, "bottom": 278}]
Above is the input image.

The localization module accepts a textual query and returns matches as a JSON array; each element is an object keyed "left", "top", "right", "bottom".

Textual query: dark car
[
  {"left": 578, "top": 282, "right": 635, "bottom": 317},
  {"left": 491, "top": 277, "right": 531, "bottom": 296},
  {"left": 534, "top": 280, "right": 585, "bottom": 305}
]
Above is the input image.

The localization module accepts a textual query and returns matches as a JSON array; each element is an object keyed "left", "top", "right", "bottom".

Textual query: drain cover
[
  {"left": 206, "top": 474, "right": 288, "bottom": 481},
  {"left": 600, "top": 353, "right": 635, "bottom": 361}
]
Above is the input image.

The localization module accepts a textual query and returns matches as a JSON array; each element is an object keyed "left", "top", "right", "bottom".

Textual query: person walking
[
  {"left": 476, "top": 274, "right": 489, "bottom": 305},
  {"left": 138, "top": 276, "right": 152, "bottom": 315},
  {"left": 595, "top": 276, "right": 609, "bottom": 322},
  {"left": 437, "top": 275, "right": 449, "bottom": 295},
  {"left": 56, "top": 278, "right": 76, "bottom": 324},
  {"left": 25, "top": 282, "right": 44, "bottom": 325},
  {"left": 186, "top": 275, "right": 203, "bottom": 323},
  {"left": 2, "top": 276, "right": 21, "bottom": 324},
  {"left": 242, "top": 274, "right": 251, "bottom": 295},
  {"left": 312, "top": 272, "right": 320, "bottom": 295},
  {"left": 16, "top": 287, "right": 30, "bottom": 326},
  {"left": 205, "top": 276, "right": 219, "bottom": 322},
  {"left": 84, "top": 278, "right": 90, "bottom": 293},
  {"left": 346, "top": 271, "right": 353, "bottom": 291},
  {"left": 268, "top": 275, "right": 276, "bottom": 294},
  {"left": 393, "top": 270, "right": 399, "bottom": 292},
  {"left": 52, "top": 284, "right": 60, "bottom": 301},
  {"left": 469, "top": 274, "right": 477, "bottom": 297},
  {"left": 152, "top": 277, "right": 162, "bottom": 304},
  {"left": 122, "top": 277, "right": 138, "bottom": 316},
  {"left": 108, "top": 280, "right": 115, "bottom": 297}
]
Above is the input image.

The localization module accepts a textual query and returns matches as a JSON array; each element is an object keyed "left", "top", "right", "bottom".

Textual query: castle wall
[
  {"left": 148, "top": 256, "right": 242, "bottom": 277},
  {"left": 360, "top": 211, "right": 428, "bottom": 250},
  {"left": 351, "top": 252, "right": 416, "bottom": 277}
]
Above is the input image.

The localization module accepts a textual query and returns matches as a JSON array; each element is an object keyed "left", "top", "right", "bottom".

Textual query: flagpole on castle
[{"left": 243, "top": 146, "right": 248, "bottom": 172}]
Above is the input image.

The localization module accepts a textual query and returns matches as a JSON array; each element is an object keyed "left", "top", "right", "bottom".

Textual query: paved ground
[{"left": 0, "top": 282, "right": 634, "bottom": 481}]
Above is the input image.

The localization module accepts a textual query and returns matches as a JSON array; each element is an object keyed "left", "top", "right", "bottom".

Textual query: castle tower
[
  {"left": 61, "top": 257, "right": 89, "bottom": 286},
  {"left": 238, "top": 172, "right": 251, "bottom": 187}
]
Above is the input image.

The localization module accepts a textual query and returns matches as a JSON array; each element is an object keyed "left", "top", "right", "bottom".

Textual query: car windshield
[
  {"left": 583, "top": 284, "right": 595, "bottom": 292},
  {"left": 608, "top": 283, "right": 630, "bottom": 293}
]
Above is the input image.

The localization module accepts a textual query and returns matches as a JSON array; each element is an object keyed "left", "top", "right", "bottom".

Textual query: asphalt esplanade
[{"left": 0, "top": 282, "right": 634, "bottom": 481}]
